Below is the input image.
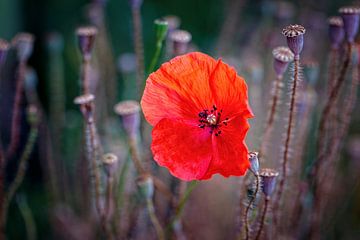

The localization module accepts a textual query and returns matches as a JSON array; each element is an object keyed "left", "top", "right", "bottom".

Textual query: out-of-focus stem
[
  {"left": 82, "top": 58, "right": 91, "bottom": 95},
  {"left": 311, "top": 42, "right": 352, "bottom": 185},
  {"left": 274, "top": 58, "right": 300, "bottom": 219},
  {"left": 148, "top": 41, "right": 163, "bottom": 75},
  {"left": 328, "top": 48, "right": 338, "bottom": 95},
  {"left": 2, "top": 123, "right": 38, "bottom": 225},
  {"left": 255, "top": 197, "right": 269, "bottom": 240},
  {"left": 7, "top": 61, "right": 27, "bottom": 158},
  {"left": 260, "top": 75, "right": 283, "bottom": 156},
  {"left": 244, "top": 174, "right": 260, "bottom": 240},
  {"left": 16, "top": 195, "right": 37, "bottom": 240},
  {"left": 131, "top": 6, "right": 145, "bottom": 98},
  {"left": 146, "top": 198, "right": 165, "bottom": 240},
  {"left": 128, "top": 136, "right": 146, "bottom": 175}
]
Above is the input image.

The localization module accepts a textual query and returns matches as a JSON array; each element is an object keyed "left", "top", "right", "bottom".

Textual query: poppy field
[{"left": 0, "top": 0, "right": 360, "bottom": 239}]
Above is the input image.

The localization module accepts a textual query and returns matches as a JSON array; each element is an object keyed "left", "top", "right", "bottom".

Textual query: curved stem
[
  {"left": 244, "top": 174, "right": 260, "bottom": 240},
  {"left": 128, "top": 136, "right": 146, "bottom": 175},
  {"left": 146, "top": 198, "right": 165, "bottom": 240},
  {"left": 255, "top": 197, "right": 269, "bottom": 240},
  {"left": 273, "top": 58, "right": 300, "bottom": 221},
  {"left": 2, "top": 124, "right": 38, "bottom": 225},
  {"left": 7, "top": 61, "right": 26, "bottom": 158}
]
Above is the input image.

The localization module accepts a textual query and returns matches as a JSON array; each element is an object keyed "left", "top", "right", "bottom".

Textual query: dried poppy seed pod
[
  {"left": 259, "top": 168, "right": 279, "bottom": 197},
  {"left": 249, "top": 152, "right": 260, "bottom": 175},
  {"left": 74, "top": 93, "right": 95, "bottom": 122},
  {"left": 0, "top": 39, "right": 10, "bottom": 65},
  {"left": 102, "top": 153, "right": 118, "bottom": 176},
  {"left": 272, "top": 46, "right": 294, "bottom": 77},
  {"left": 328, "top": 17, "right": 345, "bottom": 49},
  {"left": 114, "top": 100, "right": 141, "bottom": 138},
  {"left": 154, "top": 19, "right": 169, "bottom": 43},
  {"left": 169, "top": 30, "right": 192, "bottom": 56},
  {"left": 12, "top": 33, "right": 35, "bottom": 62},
  {"left": 129, "top": 0, "right": 143, "bottom": 9},
  {"left": 339, "top": 6, "right": 360, "bottom": 43},
  {"left": 76, "top": 26, "right": 98, "bottom": 60},
  {"left": 282, "top": 24, "right": 306, "bottom": 59},
  {"left": 137, "top": 175, "right": 154, "bottom": 200}
]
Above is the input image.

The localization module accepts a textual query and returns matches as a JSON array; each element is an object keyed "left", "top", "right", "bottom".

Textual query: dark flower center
[{"left": 198, "top": 105, "right": 228, "bottom": 136}]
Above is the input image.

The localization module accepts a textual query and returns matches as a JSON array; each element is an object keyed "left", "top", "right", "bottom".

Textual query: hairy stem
[
  {"left": 255, "top": 197, "right": 269, "bottom": 240},
  {"left": 82, "top": 57, "right": 91, "bottom": 94},
  {"left": 273, "top": 58, "right": 300, "bottom": 222},
  {"left": 244, "top": 174, "right": 260, "bottom": 240}
]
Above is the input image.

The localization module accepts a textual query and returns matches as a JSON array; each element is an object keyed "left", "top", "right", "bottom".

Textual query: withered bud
[
  {"left": 259, "top": 168, "right": 279, "bottom": 197},
  {"left": 0, "top": 39, "right": 10, "bottom": 65},
  {"left": 74, "top": 94, "right": 95, "bottom": 121},
  {"left": 272, "top": 46, "right": 294, "bottom": 77},
  {"left": 170, "top": 30, "right": 192, "bottom": 56},
  {"left": 27, "top": 104, "right": 39, "bottom": 126},
  {"left": 163, "top": 15, "right": 181, "bottom": 32},
  {"left": 339, "top": 6, "right": 360, "bottom": 43},
  {"left": 328, "top": 17, "right": 345, "bottom": 49},
  {"left": 249, "top": 152, "right": 260, "bottom": 175},
  {"left": 102, "top": 153, "right": 119, "bottom": 176},
  {"left": 114, "top": 100, "right": 141, "bottom": 138},
  {"left": 137, "top": 175, "right": 154, "bottom": 200},
  {"left": 282, "top": 24, "right": 306, "bottom": 58},
  {"left": 12, "top": 33, "right": 35, "bottom": 62},
  {"left": 76, "top": 26, "right": 98, "bottom": 59}
]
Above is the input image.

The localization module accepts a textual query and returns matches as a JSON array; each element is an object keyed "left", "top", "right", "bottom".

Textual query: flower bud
[
  {"left": 272, "top": 46, "right": 294, "bottom": 77},
  {"left": 248, "top": 152, "right": 260, "bottom": 175},
  {"left": 282, "top": 24, "right": 306, "bottom": 59},
  {"left": 102, "top": 153, "right": 119, "bottom": 176},
  {"left": 339, "top": 6, "right": 360, "bottom": 43},
  {"left": 0, "top": 39, "right": 10, "bottom": 65},
  {"left": 259, "top": 168, "right": 279, "bottom": 197},
  {"left": 169, "top": 30, "right": 192, "bottom": 56},
  {"left": 114, "top": 100, "right": 141, "bottom": 138},
  {"left": 76, "top": 26, "right": 98, "bottom": 60},
  {"left": 154, "top": 19, "right": 169, "bottom": 43},
  {"left": 12, "top": 33, "right": 35, "bottom": 62},
  {"left": 74, "top": 94, "right": 95, "bottom": 121},
  {"left": 137, "top": 175, "right": 154, "bottom": 200},
  {"left": 328, "top": 17, "right": 345, "bottom": 49}
]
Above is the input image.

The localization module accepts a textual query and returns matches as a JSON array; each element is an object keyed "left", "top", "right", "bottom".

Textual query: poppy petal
[
  {"left": 208, "top": 59, "right": 253, "bottom": 119},
  {"left": 202, "top": 116, "right": 250, "bottom": 179},
  {"left": 151, "top": 118, "right": 212, "bottom": 181},
  {"left": 141, "top": 52, "right": 217, "bottom": 126}
]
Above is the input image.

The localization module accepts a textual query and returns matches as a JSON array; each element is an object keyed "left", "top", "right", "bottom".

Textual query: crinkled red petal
[{"left": 151, "top": 118, "right": 212, "bottom": 181}]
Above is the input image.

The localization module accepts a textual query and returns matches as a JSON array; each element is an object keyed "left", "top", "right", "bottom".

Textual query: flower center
[{"left": 198, "top": 105, "right": 228, "bottom": 136}]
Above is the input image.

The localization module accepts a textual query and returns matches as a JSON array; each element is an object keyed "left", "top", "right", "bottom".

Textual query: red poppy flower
[{"left": 141, "top": 52, "right": 253, "bottom": 181}]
